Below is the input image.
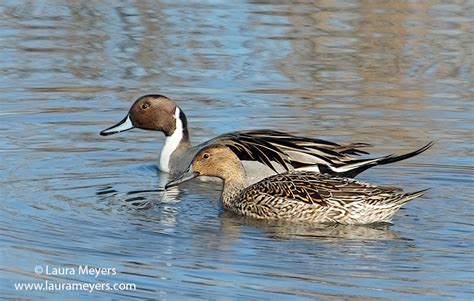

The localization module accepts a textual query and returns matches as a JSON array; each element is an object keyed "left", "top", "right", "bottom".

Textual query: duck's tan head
[
  {"left": 100, "top": 94, "right": 186, "bottom": 137},
  {"left": 165, "top": 145, "right": 244, "bottom": 189}
]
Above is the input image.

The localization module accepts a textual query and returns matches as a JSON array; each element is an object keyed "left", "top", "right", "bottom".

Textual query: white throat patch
[{"left": 159, "top": 107, "right": 183, "bottom": 173}]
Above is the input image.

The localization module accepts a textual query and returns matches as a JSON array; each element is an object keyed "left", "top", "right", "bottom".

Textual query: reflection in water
[
  {"left": 1, "top": 0, "right": 472, "bottom": 300},
  {"left": 218, "top": 211, "right": 408, "bottom": 242}
]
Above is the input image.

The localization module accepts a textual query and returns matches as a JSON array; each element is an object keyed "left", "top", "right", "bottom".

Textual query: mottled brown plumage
[{"left": 166, "top": 145, "right": 427, "bottom": 224}]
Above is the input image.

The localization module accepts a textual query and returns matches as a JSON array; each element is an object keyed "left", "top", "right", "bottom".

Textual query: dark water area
[{"left": 1, "top": 1, "right": 473, "bottom": 300}]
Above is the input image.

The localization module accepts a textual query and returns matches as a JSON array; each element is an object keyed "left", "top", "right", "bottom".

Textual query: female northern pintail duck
[
  {"left": 100, "top": 94, "right": 432, "bottom": 184},
  {"left": 165, "top": 145, "right": 427, "bottom": 224}
]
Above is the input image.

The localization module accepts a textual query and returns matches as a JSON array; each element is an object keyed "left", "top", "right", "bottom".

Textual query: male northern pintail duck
[
  {"left": 165, "top": 145, "right": 427, "bottom": 224},
  {"left": 100, "top": 94, "right": 433, "bottom": 184}
]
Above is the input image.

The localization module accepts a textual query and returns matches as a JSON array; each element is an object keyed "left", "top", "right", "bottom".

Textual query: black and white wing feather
[{"left": 210, "top": 130, "right": 432, "bottom": 177}]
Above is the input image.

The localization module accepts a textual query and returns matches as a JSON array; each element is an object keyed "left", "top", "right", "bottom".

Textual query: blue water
[{"left": 1, "top": 1, "right": 473, "bottom": 300}]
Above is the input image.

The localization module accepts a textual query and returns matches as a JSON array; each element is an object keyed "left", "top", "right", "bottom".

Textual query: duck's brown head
[
  {"left": 100, "top": 94, "right": 186, "bottom": 137},
  {"left": 165, "top": 145, "right": 244, "bottom": 188}
]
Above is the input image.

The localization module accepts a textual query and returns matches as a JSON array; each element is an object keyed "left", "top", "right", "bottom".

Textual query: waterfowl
[
  {"left": 100, "top": 94, "right": 433, "bottom": 184},
  {"left": 165, "top": 145, "right": 427, "bottom": 224}
]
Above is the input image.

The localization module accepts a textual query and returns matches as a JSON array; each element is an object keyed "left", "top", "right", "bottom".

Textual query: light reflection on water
[{"left": 1, "top": 0, "right": 473, "bottom": 300}]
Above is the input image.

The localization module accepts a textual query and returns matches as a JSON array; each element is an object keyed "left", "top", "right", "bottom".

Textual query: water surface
[{"left": 1, "top": 1, "right": 473, "bottom": 300}]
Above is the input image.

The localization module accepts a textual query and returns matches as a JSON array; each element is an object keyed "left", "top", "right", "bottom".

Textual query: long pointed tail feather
[
  {"left": 327, "top": 141, "right": 434, "bottom": 178},
  {"left": 367, "top": 141, "right": 433, "bottom": 167},
  {"left": 397, "top": 188, "right": 430, "bottom": 206}
]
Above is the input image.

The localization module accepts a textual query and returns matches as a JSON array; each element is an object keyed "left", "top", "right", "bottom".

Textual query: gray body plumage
[{"left": 169, "top": 130, "right": 432, "bottom": 185}]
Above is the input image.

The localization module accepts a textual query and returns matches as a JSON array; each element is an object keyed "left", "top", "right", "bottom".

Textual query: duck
[
  {"left": 100, "top": 94, "right": 433, "bottom": 184},
  {"left": 165, "top": 145, "right": 427, "bottom": 224}
]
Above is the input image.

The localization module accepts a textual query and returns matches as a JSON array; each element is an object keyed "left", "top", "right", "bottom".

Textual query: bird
[
  {"left": 165, "top": 144, "right": 427, "bottom": 225},
  {"left": 100, "top": 94, "right": 432, "bottom": 184}
]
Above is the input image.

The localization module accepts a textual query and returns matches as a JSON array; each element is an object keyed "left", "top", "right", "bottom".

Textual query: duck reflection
[{"left": 217, "top": 211, "right": 408, "bottom": 242}]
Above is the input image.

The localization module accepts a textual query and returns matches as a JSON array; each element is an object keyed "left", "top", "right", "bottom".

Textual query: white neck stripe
[{"left": 160, "top": 107, "right": 183, "bottom": 173}]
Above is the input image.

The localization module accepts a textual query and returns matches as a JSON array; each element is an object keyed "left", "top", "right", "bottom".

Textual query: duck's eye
[
  {"left": 203, "top": 153, "right": 210, "bottom": 159},
  {"left": 141, "top": 103, "right": 149, "bottom": 110}
]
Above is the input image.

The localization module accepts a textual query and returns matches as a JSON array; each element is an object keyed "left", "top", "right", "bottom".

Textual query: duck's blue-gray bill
[
  {"left": 100, "top": 115, "right": 134, "bottom": 136},
  {"left": 165, "top": 168, "right": 200, "bottom": 189}
]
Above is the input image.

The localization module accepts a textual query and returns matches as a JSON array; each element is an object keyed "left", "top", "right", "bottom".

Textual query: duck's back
[{"left": 232, "top": 172, "right": 425, "bottom": 224}]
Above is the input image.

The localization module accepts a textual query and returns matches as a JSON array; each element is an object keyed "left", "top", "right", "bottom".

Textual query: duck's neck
[
  {"left": 160, "top": 107, "right": 191, "bottom": 172},
  {"left": 221, "top": 175, "right": 247, "bottom": 209}
]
